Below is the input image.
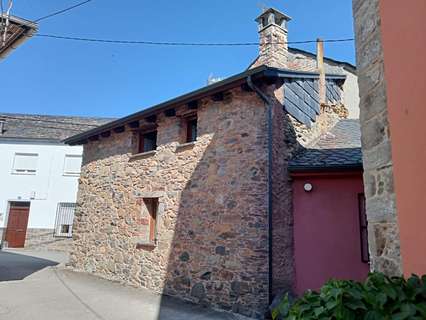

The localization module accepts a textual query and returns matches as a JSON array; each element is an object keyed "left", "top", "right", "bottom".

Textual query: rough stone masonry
[
  {"left": 69, "top": 8, "right": 348, "bottom": 318},
  {"left": 352, "top": 0, "right": 402, "bottom": 276}
]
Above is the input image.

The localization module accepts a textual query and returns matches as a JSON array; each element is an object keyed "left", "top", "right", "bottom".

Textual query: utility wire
[
  {"left": 34, "top": 34, "right": 355, "bottom": 46},
  {"left": 34, "top": 0, "right": 92, "bottom": 22}
]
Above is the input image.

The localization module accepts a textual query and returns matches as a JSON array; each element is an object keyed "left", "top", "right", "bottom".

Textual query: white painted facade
[{"left": 0, "top": 139, "right": 82, "bottom": 238}]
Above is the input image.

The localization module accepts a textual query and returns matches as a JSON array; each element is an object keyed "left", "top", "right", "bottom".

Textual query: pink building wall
[
  {"left": 379, "top": 0, "right": 426, "bottom": 276},
  {"left": 292, "top": 172, "right": 369, "bottom": 295}
]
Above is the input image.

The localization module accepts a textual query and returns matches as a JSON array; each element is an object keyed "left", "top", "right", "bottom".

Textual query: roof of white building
[{"left": 0, "top": 113, "right": 114, "bottom": 142}]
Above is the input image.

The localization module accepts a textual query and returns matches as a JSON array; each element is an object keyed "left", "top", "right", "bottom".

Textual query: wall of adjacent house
[
  {"left": 292, "top": 173, "right": 369, "bottom": 295},
  {"left": 378, "top": 0, "right": 426, "bottom": 276},
  {"left": 0, "top": 140, "right": 81, "bottom": 250},
  {"left": 352, "top": 0, "right": 402, "bottom": 275},
  {"left": 70, "top": 87, "right": 271, "bottom": 318}
]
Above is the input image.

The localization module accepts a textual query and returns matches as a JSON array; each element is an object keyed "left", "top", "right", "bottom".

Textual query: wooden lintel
[
  {"left": 164, "top": 108, "right": 176, "bottom": 117},
  {"left": 211, "top": 92, "right": 224, "bottom": 102},
  {"left": 241, "top": 83, "right": 254, "bottom": 92},
  {"left": 113, "top": 126, "right": 125, "bottom": 133},
  {"left": 187, "top": 100, "right": 198, "bottom": 109},
  {"left": 88, "top": 135, "right": 99, "bottom": 141},
  {"left": 128, "top": 120, "right": 140, "bottom": 128},
  {"left": 100, "top": 131, "right": 111, "bottom": 138},
  {"left": 145, "top": 115, "right": 157, "bottom": 123}
]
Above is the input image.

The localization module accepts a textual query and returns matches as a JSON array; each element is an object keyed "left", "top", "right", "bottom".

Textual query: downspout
[{"left": 247, "top": 75, "right": 274, "bottom": 304}]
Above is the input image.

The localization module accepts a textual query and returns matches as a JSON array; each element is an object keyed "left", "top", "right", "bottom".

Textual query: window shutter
[
  {"left": 63, "top": 155, "right": 82, "bottom": 175},
  {"left": 13, "top": 153, "right": 38, "bottom": 173}
]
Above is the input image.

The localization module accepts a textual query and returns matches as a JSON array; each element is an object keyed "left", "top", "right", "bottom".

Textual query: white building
[{"left": 0, "top": 113, "right": 111, "bottom": 250}]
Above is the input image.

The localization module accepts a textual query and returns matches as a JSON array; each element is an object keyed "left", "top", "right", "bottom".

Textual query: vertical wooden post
[{"left": 317, "top": 38, "right": 326, "bottom": 105}]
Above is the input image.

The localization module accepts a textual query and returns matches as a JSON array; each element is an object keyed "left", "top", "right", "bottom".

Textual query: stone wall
[
  {"left": 70, "top": 79, "right": 345, "bottom": 317},
  {"left": 25, "top": 228, "right": 72, "bottom": 252},
  {"left": 352, "top": 0, "right": 402, "bottom": 275},
  {"left": 71, "top": 87, "right": 271, "bottom": 318},
  {"left": 0, "top": 227, "right": 71, "bottom": 251}
]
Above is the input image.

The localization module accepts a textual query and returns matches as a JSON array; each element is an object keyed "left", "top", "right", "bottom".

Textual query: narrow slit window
[
  {"left": 138, "top": 131, "right": 157, "bottom": 153},
  {"left": 186, "top": 117, "right": 197, "bottom": 143},
  {"left": 143, "top": 198, "right": 158, "bottom": 243},
  {"left": 358, "top": 193, "right": 369, "bottom": 263}
]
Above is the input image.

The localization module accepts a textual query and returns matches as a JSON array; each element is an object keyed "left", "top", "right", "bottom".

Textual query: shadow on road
[{"left": 0, "top": 251, "right": 58, "bottom": 281}]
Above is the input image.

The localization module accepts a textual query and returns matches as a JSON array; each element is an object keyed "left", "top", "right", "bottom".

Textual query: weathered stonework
[
  {"left": 353, "top": 0, "right": 402, "bottom": 275},
  {"left": 25, "top": 228, "right": 72, "bottom": 252},
  {"left": 71, "top": 88, "right": 270, "bottom": 318},
  {"left": 0, "top": 227, "right": 72, "bottom": 251},
  {"left": 70, "top": 79, "right": 343, "bottom": 317}
]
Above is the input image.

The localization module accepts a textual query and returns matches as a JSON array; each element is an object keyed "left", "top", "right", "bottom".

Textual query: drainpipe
[{"left": 247, "top": 75, "right": 274, "bottom": 304}]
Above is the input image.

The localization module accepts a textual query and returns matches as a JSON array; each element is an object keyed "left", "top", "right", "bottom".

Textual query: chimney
[
  {"left": 316, "top": 39, "right": 326, "bottom": 105},
  {"left": 255, "top": 8, "right": 292, "bottom": 68}
]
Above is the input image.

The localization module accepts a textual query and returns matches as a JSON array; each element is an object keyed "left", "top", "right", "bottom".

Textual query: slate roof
[
  {"left": 289, "top": 119, "right": 362, "bottom": 172},
  {"left": 0, "top": 113, "right": 114, "bottom": 142}
]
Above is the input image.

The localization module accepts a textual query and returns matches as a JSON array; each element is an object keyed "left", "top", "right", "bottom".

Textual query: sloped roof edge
[{"left": 64, "top": 66, "right": 346, "bottom": 145}]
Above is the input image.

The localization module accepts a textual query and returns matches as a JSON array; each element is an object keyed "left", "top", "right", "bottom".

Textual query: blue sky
[{"left": 2, "top": 0, "right": 355, "bottom": 118}]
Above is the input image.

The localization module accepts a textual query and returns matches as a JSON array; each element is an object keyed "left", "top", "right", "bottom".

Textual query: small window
[
  {"left": 12, "top": 153, "right": 38, "bottom": 174},
  {"left": 186, "top": 117, "right": 197, "bottom": 143},
  {"left": 138, "top": 131, "right": 157, "bottom": 153},
  {"left": 63, "top": 155, "right": 82, "bottom": 176},
  {"left": 144, "top": 198, "right": 158, "bottom": 243},
  {"left": 54, "top": 202, "right": 76, "bottom": 237},
  {"left": 358, "top": 194, "right": 369, "bottom": 263},
  {"left": 61, "top": 224, "right": 70, "bottom": 234}
]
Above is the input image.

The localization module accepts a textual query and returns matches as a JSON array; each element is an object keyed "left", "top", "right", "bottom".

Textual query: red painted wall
[
  {"left": 379, "top": 0, "right": 426, "bottom": 276},
  {"left": 293, "top": 173, "right": 369, "bottom": 295}
]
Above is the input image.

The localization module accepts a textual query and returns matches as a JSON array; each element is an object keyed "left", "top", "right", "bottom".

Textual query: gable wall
[
  {"left": 287, "top": 50, "right": 360, "bottom": 119},
  {"left": 70, "top": 87, "right": 271, "bottom": 318}
]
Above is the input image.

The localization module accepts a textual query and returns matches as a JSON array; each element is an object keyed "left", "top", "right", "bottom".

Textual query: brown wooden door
[{"left": 5, "top": 202, "right": 30, "bottom": 248}]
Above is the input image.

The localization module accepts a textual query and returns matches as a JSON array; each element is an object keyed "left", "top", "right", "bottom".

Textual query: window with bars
[
  {"left": 358, "top": 194, "right": 369, "bottom": 263},
  {"left": 54, "top": 202, "right": 76, "bottom": 238}
]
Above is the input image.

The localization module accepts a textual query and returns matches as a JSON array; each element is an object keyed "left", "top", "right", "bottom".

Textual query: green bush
[{"left": 272, "top": 273, "right": 426, "bottom": 320}]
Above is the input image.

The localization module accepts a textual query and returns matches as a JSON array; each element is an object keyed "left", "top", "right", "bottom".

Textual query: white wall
[
  {"left": 342, "top": 70, "right": 360, "bottom": 119},
  {"left": 0, "top": 140, "right": 82, "bottom": 229}
]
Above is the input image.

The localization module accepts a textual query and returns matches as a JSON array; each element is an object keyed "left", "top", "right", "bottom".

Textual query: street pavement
[{"left": 0, "top": 250, "right": 250, "bottom": 320}]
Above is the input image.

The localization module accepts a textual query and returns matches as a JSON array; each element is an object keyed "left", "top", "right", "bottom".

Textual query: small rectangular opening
[
  {"left": 61, "top": 224, "right": 70, "bottom": 234},
  {"left": 138, "top": 131, "right": 157, "bottom": 153},
  {"left": 186, "top": 117, "right": 197, "bottom": 143},
  {"left": 143, "top": 198, "right": 158, "bottom": 243}
]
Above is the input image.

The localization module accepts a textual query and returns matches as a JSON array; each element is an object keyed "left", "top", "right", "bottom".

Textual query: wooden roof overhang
[
  {"left": 0, "top": 15, "right": 37, "bottom": 59},
  {"left": 64, "top": 65, "right": 346, "bottom": 145}
]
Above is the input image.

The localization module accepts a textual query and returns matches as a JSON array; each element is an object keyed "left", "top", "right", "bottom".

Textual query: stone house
[{"left": 65, "top": 8, "right": 360, "bottom": 318}]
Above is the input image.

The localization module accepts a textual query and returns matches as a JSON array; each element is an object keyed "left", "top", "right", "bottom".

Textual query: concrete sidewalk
[{"left": 0, "top": 266, "right": 250, "bottom": 320}]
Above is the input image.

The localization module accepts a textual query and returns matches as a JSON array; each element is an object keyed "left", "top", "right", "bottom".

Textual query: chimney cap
[{"left": 255, "top": 7, "right": 292, "bottom": 29}]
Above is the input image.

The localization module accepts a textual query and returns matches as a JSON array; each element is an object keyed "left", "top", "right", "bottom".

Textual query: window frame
[
  {"left": 138, "top": 130, "right": 158, "bottom": 154},
  {"left": 63, "top": 154, "right": 82, "bottom": 176},
  {"left": 185, "top": 116, "right": 198, "bottom": 143},
  {"left": 358, "top": 193, "right": 370, "bottom": 263},
  {"left": 11, "top": 152, "right": 38, "bottom": 175},
  {"left": 143, "top": 198, "right": 158, "bottom": 244},
  {"left": 54, "top": 202, "right": 76, "bottom": 238}
]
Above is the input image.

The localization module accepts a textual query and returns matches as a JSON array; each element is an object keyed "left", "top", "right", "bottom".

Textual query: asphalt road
[
  {"left": 0, "top": 250, "right": 250, "bottom": 320},
  {"left": 0, "top": 250, "right": 59, "bottom": 281}
]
